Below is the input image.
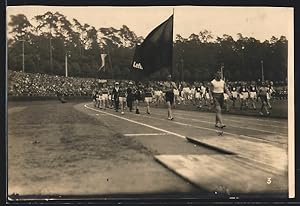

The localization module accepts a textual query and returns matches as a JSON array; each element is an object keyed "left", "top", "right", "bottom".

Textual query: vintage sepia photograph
[{"left": 6, "top": 5, "right": 294, "bottom": 200}]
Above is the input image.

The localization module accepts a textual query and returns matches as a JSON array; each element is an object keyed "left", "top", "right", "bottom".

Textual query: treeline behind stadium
[{"left": 7, "top": 12, "right": 288, "bottom": 82}]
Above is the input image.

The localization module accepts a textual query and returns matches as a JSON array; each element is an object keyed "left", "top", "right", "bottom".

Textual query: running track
[{"left": 80, "top": 102, "right": 288, "bottom": 148}]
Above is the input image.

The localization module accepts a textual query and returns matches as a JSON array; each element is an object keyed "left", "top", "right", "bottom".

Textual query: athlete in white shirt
[
  {"left": 209, "top": 71, "right": 232, "bottom": 128},
  {"left": 182, "top": 83, "right": 190, "bottom": 105}
]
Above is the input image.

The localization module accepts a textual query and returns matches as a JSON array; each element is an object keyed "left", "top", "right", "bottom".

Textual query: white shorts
[
  {"left": 267, "top": 93, "right": 271, "bottom": 100},
  {"left": 195, "top": 93, "right": 201, "bottom": 99},
  {"left": 206, "top": 93, "right": 210, "bottom": 99},
  {"left": 232, "top": 91, "right": 238, "bottom": 98},
  {"left": 182, "top": 88, "right": 189, "bottom": 93},
  {"left": 241, "top": 92, "right": 249, "bottom": 99},
  {"left": 154, "top": 91, "right": 160, "bottom": 96},
  {"left": 155, "top": 94, "right": 161, "bottom": 99},
  {"left": 102, "top": 94, "right": 108, "bottom": 100},
  {"left": 224, "top": 93, "right": 229, "bottom": 100},
  {"left": 145, "top": 97, "right": 152, "bottom": 103},
  {"left": 119, "top": 97, "right": 126, "bottom": 102},
  {"left": 250, "top": 92, "right": 257, "bottom": 99}
]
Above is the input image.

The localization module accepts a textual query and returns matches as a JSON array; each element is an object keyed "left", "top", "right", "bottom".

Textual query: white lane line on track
[
  {"left": 95, "top": 113, "right": 107, "bottom": 116},
  {"left": 146, "top": 108, "right": 287, "bottom": 136},
  {"left": 175, "top": 112, "right": 288, "bottom": 129},
  {"left": 123, "top": 133, "right": 168, "bottom": 137},
  {"left": 85, "top": 104, "right": 285, "bottom": 145},
  {"left": 137, "top": 112, "right": 285, "bottom": 145},
  {"left": 225, "top": 115, "right": 287, "bottom": 124},
  {"left": 84, "top": 104, "right": 186, "bottom": 139},
  {"left": 170, "top": 114, "right": 287, "bottom": 136},
  {"left": 174, "top": 109, "right": 287, "bottom": 124}
]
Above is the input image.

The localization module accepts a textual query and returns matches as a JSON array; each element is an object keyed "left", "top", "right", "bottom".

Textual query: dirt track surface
[
  {"left": 8, "top": 101, "right": 204, "bottom": 197},
  {"left": 7, "top": 100, "right": 288, "bottom": 199}
]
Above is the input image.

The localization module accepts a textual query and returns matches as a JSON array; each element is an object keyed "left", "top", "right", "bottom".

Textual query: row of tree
[{"left": 7, "top": 12, "right": 288, "bottom": 82}]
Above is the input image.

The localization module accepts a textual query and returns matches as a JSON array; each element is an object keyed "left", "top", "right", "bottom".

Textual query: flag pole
[
  {"left": 171, "top": 8, "right": 174, "bottom": 79},
  {"left": 65, "top": 53, "right": 68, "bottom": 77},
  {"left": 107, "top": 46, "right": 113, "bottom": 79}
]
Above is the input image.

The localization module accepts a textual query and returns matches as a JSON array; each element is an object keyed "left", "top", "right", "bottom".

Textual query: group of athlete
[
  {"left": 92, "top": 72, "right": 276, "bottom": 129},
  {"left": 172, "top": 80, "right": 275, "bottom": 113},
  {"left": 92, "top": 75, "right": 177, "bottom": 120}
]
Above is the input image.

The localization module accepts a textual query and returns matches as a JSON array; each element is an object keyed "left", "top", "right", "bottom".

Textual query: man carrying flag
[{"left": 131, "top": 14, "right": 174, "bottom": 118}]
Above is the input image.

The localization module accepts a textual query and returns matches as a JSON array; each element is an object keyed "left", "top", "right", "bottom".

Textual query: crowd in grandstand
[
  {"left": 8, "top": 70, "right": 97, "bottom": 96},
  {"left": 8, "top": 70, "right": 288, "bottom": 116}
]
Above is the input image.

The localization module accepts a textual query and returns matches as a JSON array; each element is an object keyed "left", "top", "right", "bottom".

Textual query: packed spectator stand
[{"left": 8, "top": 70, "right": 288, "bottom": 101}]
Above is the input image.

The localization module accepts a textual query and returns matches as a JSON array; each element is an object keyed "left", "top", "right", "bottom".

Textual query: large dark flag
[{"left": 132, "top": 15, "right": 173, "bottom": 76}]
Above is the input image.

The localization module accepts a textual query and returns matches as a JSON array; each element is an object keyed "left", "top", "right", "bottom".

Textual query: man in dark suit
[
  {"left": 112, "top": 82, "right": 120, "bottom": 112},
  {"left": 126, "top": 81, "right": 134, "bottom": 112}
]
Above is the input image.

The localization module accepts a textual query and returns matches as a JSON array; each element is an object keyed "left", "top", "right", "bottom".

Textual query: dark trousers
[
  {"left": 127, "top": 100, "right": 133, "bottom": 112},
  {"left": 114, "top": 99, "right": 119, "bottom": 111}
]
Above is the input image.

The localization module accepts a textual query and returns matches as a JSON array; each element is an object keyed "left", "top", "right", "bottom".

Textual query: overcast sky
[{"left": 7, "top": 6, "right": 293, "bottom": 41}]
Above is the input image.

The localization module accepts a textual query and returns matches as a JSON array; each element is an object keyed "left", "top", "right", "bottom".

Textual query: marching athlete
[
  {"left": 182, "top": 83, "right": 190, "bottom": 105},
  {"left": 164, "top": 74, "right": 177, "bottom": 120},
  {"left": 153, "top": 86, "right": 162, "bottom": 106},
  {"left": 267, "top": 81, "right": 275, "bottom": 109},
  {"left": 249, "top": 81, "right": 258, "bottom": 110},
  {"left": 144, "top": 82, "right": 153, "bottom": 114},
  {"left": 108, "top": 85, "right": 114, "bottom": 109},
  {"left": 209, "top": 71, "right": 232, "bottom": 128},
  {"left": 258, "top": 81, "right": 270, "bottom": 116},
  {"left": 118, "top": 82, "right": 127, "bottom": 115},
  {"left": 134, "top": 82, "right": 143, "bottom": 114},
  {"left": 98, "top": 85, "right": 104, "bottom": 109},
  {"left": 96, "top": 88, "right": 101, "bottom": 108},
  {"left": 205, "top": 83, "right": 212, "bottom": 110},
  {"left": 200, "top": 82, "right": 207, "bottom": 108},
  {"left": 230, "top": 83, "right": 238, "bottom": 108},
  {"left": 195, "top": 83, "right": 202, "bottom": 108},
  {"left": 238, "top": 82, "right": 249, "bottom": 110},
  {"left": 190, "top": 85, "right": 196, "bottom": 106},
  {"left": 173, "top": 84, "right": 180, "bottom": 105},
  {"left": 92, "top": 88, "right": 98, "bottom": 107},
  {"left": 178, "top": 82, "right": 183, "bottom": 105},
  {"left": 101, "top": 82, "right": 109, "bottom": 110}
]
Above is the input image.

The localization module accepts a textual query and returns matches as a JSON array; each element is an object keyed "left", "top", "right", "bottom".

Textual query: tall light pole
[
  {"left": 220, "top": 64, "right": 224, "bottom": 80},
  {"left": 180, "top": 49, "right": 184, "bottom": 82},
  {"left": 49, "top": 37, "right": 53, "bottom": 72},
  {"left": 180, "top": 57, "right": 184, "bottom": 82},
  {"left": 20, "top": 40, "right": 25, "bottom": 72},
  {"left": 261, "top": 60, "right": 264, "bottom": 82},
  {"left": 65, "top": 52, "right": 71, "bottom": 77},
  {"left": 241, "top": 46, "right": 245, "bottom": 79}
]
